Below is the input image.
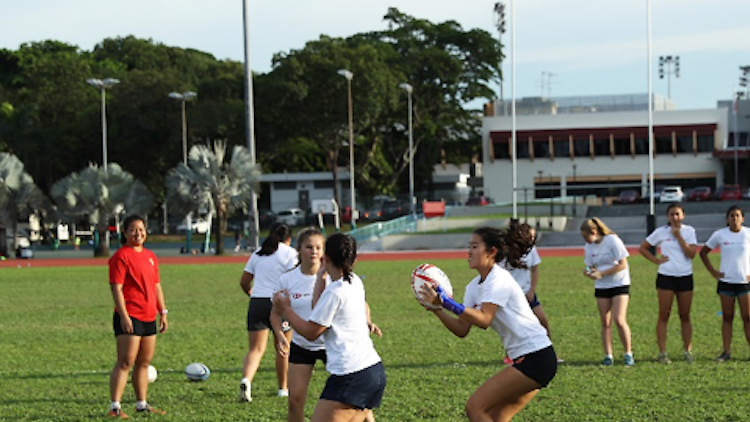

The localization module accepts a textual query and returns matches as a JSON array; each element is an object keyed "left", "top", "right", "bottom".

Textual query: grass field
[{"left": 2, "top": 253, "right": 748, "bottom": 421}]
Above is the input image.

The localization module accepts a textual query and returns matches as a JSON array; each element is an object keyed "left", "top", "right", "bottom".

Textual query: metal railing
[{"left": 348, "top": 214, "right": 419, "bottom": 243}]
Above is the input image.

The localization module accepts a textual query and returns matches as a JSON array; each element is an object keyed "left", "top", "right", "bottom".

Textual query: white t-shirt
[
  {"left": 277, "top": 267, "right": 326, "bottom": 351},
  {"left": 583, "top": 234, "right": 631, "bottom": 290},
  {"left": 645, "top": 224, "right": 697, "bottom": 277},
  {"left": 243, "top": 242, "right": 298, "bottom": 298},
  {"left": 501, "top": 247, "right": 542, "bottom": 294},
  {"left": 462, "top": 264, "right": 552, "bottom": 360},
  {"left": 308, "top": 273, "right": 381, "bottom": 375},
  {"left": 705, "top": 227, "right": 750, "bottom": 284}
]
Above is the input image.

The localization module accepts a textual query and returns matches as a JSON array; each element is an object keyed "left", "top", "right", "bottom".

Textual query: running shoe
[
  {"left": 277, "top": 389, "right": 289, "bottom": 398},
  {"left": 684, "top": 350, "right": 695, "bottom": 363},
  {"left": 108, "top": 408, "right": 129, "bottom": 419},
  {"left": 624, "top": 354, "right": 635, "bottom": 366},
  {"left": 239, "top": 381, "right": 252, "bottom": 402},
  {"left": 716, "top": 352, "right": 731, "bottom": 362},
  {"left": 600, "top": 356, "right": 614, "bottom": 366},
  {"left": 135, "top": 405, "right": 166, "bottom": 415},
  {"left": 658, "top": 353, "right": 671, "bottom": 364}
]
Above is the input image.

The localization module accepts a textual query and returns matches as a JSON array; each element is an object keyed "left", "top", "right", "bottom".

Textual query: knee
[
  {"left": 614, "top": 318, "right": 629, "bottom": 329},
  {"left": 464, "top": 402, "right": 482, "bottom": 421},
  {"left": 722, "top": 314, "right": 735, "bottom": 324},
  {"left": 288, "top": 394, "right": 306, "bottom": 411},
  {"left": 116, "top": 356, "right": 135, "bottom": 370}
]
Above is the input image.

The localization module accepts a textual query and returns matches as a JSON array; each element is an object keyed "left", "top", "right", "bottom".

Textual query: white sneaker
[
  {"left": 239, "top": 381, "right": 252, "bottom": 402},
  {"left": 277, "top": 389, "right": 289, "bottom": 398}
]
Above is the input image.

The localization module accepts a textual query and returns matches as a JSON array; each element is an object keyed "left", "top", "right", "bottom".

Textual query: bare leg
[
  {"left": 275, "top": 330, "right": 294, "bottom": 391},
  {"left": 465, "top": 365, "right": 541, "bottom": 422},
  {"left": 110, "top": 335, "right": 141, "bottom": 403},
  {"left": 611, "top": 294, "right": 632, "bottom": 353},
  {"left": 242, "top": 329, "right": 270, "bottom": 381},
  {"left": 720, "top": 294, "right": 735, "bottom": 355},
  {"left": 133, "top": 335, "right": 157, "bottom": 402},
  {"left": 287, "top": 363, "right": 315, "bottom": 422},
  {"left": 736, "top": 293, "right": 750, "bottom": 352},
  {"left": 310, "top": 399, "right": 368, "bottom": 422},
  {"left": 532, "top": 305, "right": 551, "bottom": 337},
  {"left": 596, "top": 298, "right": 613, "bottom": 356},
  {"left": 656, "top": 289, "right": 675, "bottom": 354},
  {"left": 675, "top": 290, "right": 693, "bottom": 352}
]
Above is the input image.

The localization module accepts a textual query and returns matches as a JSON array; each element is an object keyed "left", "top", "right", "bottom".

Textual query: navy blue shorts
[
  {"left": 717, "top": 281, "right": 750, "bottom": 298},
  {"left": 113, "top": 312, "right": 156, "bottom": 337},
  {"left": 656, "top": 274, "right": 694, "bottom": 292},
  {"left": 511, "top": 345, "right": 557, "bottom": 388},
  {"left": 289, "top": 342, "right": 327, "bottom": 365},
  {"left": 320, "top": 362, "right": 386, "bottom": 409}
]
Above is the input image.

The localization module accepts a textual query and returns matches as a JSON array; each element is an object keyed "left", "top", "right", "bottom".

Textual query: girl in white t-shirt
[
  {"left": 699, "top": 205, "right": 750, "bottom": 362},
  {"left": 420, "top": 225, "right": 556, "bottom": 422},
  {"left": 639, "top": 203, "right": 698, "bottom": 364},
  {"left": 273, "top": 233, "right": 385, "bottom": 422},
  {"left": 581, "top": 217, "right": 634, "bottom": 366},
  {"left": 239, "top": 223, "right": 298, "bottom": 402}
]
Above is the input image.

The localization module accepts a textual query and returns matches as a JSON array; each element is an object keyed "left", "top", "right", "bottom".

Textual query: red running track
[{"left": 0, "top": 246, "right": 643, "bottom": 269}]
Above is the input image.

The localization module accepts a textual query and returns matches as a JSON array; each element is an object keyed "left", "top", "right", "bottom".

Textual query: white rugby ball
[
  {"left": 147, "top": 364, "right": 158, "bottom": 383},
  {"left": 185, "top": 362, "right": 211, "bottom": 382},
  {"left": 411, "top": 263, "right": 454, "bottom": 310}
]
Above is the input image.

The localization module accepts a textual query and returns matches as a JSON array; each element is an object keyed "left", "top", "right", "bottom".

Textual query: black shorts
[
  {"left": 113, "top": 312, "right": 156, "bottom": 337},
  {"left": 511, "top": 345, "right": 557, "bottom": 388},
  {"left": 595, "top": 285, "right": 630, "bottom": 298},
  {"left": 246, "top": 297, "right": 291, "bottom": 332},
  {"left": 320, "top": 362, "right": 386, "bottom": 410},
  {"left": 528, "top": 293, "right": 541, "bottom": 309},
  {"left": 656, "top": 274, "right": 694, "bottom": 292},
  {"left": 289, "top": 342, "right": 327, "bottom": 365},
  {"left": 717, "top": 281, "right": 750, "bottom": 297}
]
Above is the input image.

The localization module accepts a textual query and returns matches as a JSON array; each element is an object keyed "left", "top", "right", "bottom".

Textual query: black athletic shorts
[
  {"left": 511, "top": 345, "right": 557, "bottom": 388},
  {"left": 113, "top": 312, "right": 157, "bottom": 337},
  {"left": 320, "top": 362, "right": 386, "bottom": 410},
  {"left": 656, "top": 274, "right": 694, "bottom": 292},
  {"left": 717, "top": 281, "right": 750, "bottom": 298},
  {"left": 246, "top": 297, "right": 292, "bottom": 332},
  {"left": 289, "top": 342, "right": 327, "bottom": 365},
  {"left": 595, "top": 285, "right": 630, "bottom": 298}
]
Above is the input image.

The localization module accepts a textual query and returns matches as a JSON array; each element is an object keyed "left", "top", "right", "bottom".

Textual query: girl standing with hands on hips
[
  {"left": 581, "top": 217, "right": 634, "bottom": 366},
  {"left": 639, "top": 203, "right": 698, "bottom": 363},
  {"left": 420, "top": 225, "right": 556, "bottom": 422},
  {"left": 273, "top": 233, "right": 386, "bottom": 422},
  {"left": 107, "top": 214, "right": 168, "bottom": 418},
  {"left": 239, "top": 223, "right": 297, "bottom": 401},
  {"left": 699, "top": 205, "right": 750, "bottom": 362}
]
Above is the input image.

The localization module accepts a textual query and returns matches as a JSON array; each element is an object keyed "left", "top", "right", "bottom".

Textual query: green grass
[{"left": 1, "top": 254, "right": 747, "bottom": 421}]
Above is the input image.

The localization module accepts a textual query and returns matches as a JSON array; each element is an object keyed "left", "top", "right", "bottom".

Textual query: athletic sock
[
  {"left": 110, "top": 401, "right": 121, "bottom": 411},
  {"left": 136, "top": 400, "right": 148, "bottom": 410}
]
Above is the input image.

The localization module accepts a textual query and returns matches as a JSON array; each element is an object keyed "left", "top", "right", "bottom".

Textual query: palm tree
[
  {"left": 165, "top": 140, "right": 260, "bottom": 255},
  {"left": 50, "top": 163, "right": 154, "bottom": 257},
  {"left": 0, "top": 152, "right": 48, "bottom": 257}
]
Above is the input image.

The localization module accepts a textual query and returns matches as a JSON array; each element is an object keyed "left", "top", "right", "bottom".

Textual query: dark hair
[
  {"left": 666, "top": 203, "right": 684, "bottom": 215},
  {"left": 474, "top": 220, "right": 535, "bottom": 270},
  {"left": 726, "top": 205, "right": 744, "bottom": 219},
  {"left": 258, "top": 222, "right": 292, "bottom": 256},
  {"left": 120, "top": 214, "right": 145, "bottom": 245},
  {"left": 325, "top": 233, "right": 357, "bottom": 283},
  {"left": 296, "top": 227, "right": 324, "bottom": 249}
]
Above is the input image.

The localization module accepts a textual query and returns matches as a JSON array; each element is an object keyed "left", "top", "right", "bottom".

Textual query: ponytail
[
  {"left": 473, "top": 222, "right": 535, "bottom": 271},
  {"left": 258, "top": 222, "right": 292, "bottom": 256},
  {"left": 580, "top": 217, "right": 615, "bottom": 236}
]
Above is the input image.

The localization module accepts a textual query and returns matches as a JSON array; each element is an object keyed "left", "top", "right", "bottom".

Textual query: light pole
[
  {"left": 658, "top": 55, "right": 679, "bottom": 100},
  {"left": 493, "top": 2, "right": 506, "bottom": 110},
  {"left": 740, "top": 66, "right": 750, "bottom": 98},
  {"left": 338, "top": 69, "right": 357, "bottom": 229},
  {"left": 572, "top": 164, "right": 577, "bottom": 216},
  {"left": 243, "top": 0, "right": 260, "bottom": 249},
  {"left": 399, "top": 82, "right": 415, "bottom": 217},
  {"left": 86, "top": 78, "right": 119, "bottom": 170},
  {"left": 169, "top": 91, "right": 197, "bottom": 253}
]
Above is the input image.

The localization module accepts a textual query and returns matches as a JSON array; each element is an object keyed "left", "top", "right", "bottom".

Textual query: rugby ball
[
  {"left": 411, "top": 263, "right": 454, "bottom": 310},
  {"left": 185, "top": 362, "right": 211, "bottom": 382},
  {"left": 147, "top": 364, "right": 158, "bottom": 383}
]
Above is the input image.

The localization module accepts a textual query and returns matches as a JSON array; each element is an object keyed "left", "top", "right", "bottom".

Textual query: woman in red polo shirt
[{"left": 107, "top": 214, "right": 168, "bottom": 418}]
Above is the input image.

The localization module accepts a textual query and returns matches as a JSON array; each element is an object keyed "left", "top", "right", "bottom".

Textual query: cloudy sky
[{"left": 2, "top": 0, "right": 749, "bottom": 109}]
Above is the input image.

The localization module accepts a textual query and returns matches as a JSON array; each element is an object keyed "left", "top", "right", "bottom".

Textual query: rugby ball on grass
[
  {"left": 147, "top": 364, "right": 158, "bottom": 383},
  {"left": 185, "top": 362, "right": 211, "bottom": 382},
  {"left": 411, "top": 263, "right": 454, "bottom": 310}
]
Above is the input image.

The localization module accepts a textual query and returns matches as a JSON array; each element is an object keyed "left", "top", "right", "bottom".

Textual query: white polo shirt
[
  {"left": 462, "top": 264, "right": 551, "bottom": 360},
  {"left": 277, "top": 267, "right": 327, "bottom": 351},
  {"left": 645, "top": 224, "right": 697, "bottom": 277},
  {"left": 705, "top": 227, "right": 750, "bottom": 284},
  {"left": 308, "top": 273, "right": 381, "bottom": 375},
  {"left": 583, "top": 234, "right": 630, "bottom": 290},
  {"left": 501, "top": 246, "right": 542, "bottom": 294},
  {"left": 243, "top": 242, "right": 298, "bottom": 298}
]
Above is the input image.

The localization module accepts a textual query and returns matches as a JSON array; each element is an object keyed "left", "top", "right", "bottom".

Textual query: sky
[{"left": 2, "top": 0, "right": 749, "bottom": 110}]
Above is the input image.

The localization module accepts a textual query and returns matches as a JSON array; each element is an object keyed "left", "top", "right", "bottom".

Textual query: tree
[
  {"left": 0, "top": 152, "right": 48, "bottom": 257},
  {"left": 50, "top": 163, "right": 154, "bottom": 257},
  {"left": 165, "top": 141, "right": 259, "bottom": 255}
]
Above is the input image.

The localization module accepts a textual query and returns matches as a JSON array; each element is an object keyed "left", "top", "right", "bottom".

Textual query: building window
[
  {"left": 634, "top": 137, "right": 649, "bottom": 154},
  {"left": 554, "top": 139, "right": 570, "bottom": 158},
  {"left": 274, "top": 182, "right": 297, "bottom": 190},
  {"left": 613, "top": 138, "right": 631, "bottom": 155},
  {"left": 314, "top": 180, "right": 334, "bottom": 189},
  {"left": 574, "top": 139, "right": 589, "bottom": 157},
  {"left": 697, "top": 135, "right": 713, "bottom": 152},
  {"left": 517, "top": 140, "right": 530, "bottom": 158},
  {"left": 594, "top": 138, "right": 609, "bottom": 156},
  {"left": 533, "top": 140, "right": 549, "bottom": 158},
  {"left": 655, "top": 136, "right": 672, "bottom": 154},
  {"left": 676, "top": 136, "right": 693, "bottom": 153}
]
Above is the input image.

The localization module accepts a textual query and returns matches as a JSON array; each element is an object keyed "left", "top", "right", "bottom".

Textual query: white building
[{"left": 480, "top": 94, "right": 741, "bottom": 203}]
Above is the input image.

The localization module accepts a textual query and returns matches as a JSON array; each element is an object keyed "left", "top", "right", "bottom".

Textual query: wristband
[
  {"left": 160, "top": 309, "right": 168, "bottom": 315},
  {"left": 436, "top": 286, "right": 464, "bottom": 315}
]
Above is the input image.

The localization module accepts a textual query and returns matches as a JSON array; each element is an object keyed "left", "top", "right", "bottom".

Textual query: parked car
[
  {"left": 616, "top": 190, "right": 640, "bottom": 204},
  {"left": 276, "top": 208, "right": 306, "bottom": 226},
  {"left": 660, "top": 186, "right": 684, "bottom": 203},
  {"left": 688, "top": 186, "right": 713, "bottom": 202},
  {"left": 642, "top": 185, "right": 665, "bottom": 203},
  {"left": 716, "top": 184, "right": 742, "bottom": 201},
  {"left": 465, "top": 196, "right": 493, "bottom": 206},
  {"left": 744, "top": 188, "right": 750, "bottom": 200},
  {"left": 177, "top": 217, "right": 210, "bottom": 234}
]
